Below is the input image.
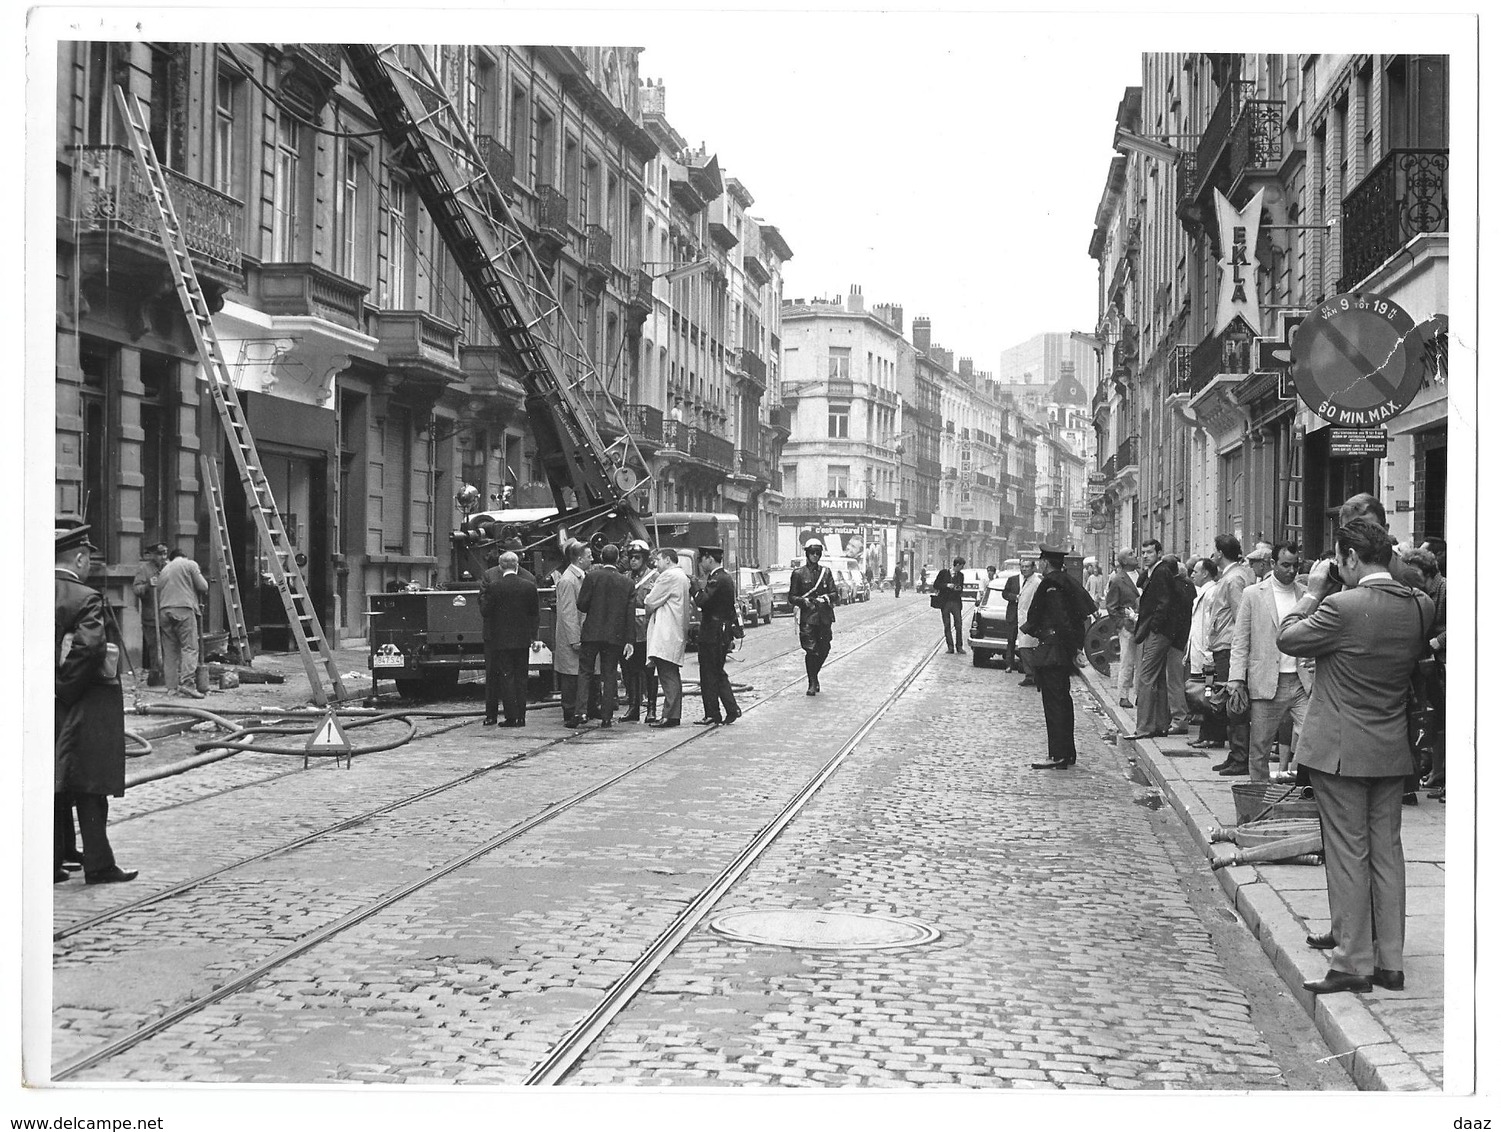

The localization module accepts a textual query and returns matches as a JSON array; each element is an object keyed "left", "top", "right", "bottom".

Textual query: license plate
[{"left": 373, "top": 653, "right": 406, "bottom": 668}]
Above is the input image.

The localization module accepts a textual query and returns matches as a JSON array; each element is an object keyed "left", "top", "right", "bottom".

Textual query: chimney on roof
[
  {"left": 959, "top": 357, "right": 973, "bottom": 378},
  {"left": 847, "top": 284, "right": 864, "bottom": 314},
  {"left": 874, "top": 303, "right": 904, "bottom": 332},
  {"left": 912, "top": 317, "right": 931, "bottom": 353}
]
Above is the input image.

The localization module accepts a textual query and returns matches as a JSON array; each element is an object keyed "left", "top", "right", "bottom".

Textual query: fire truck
[{"left": 343, "top": 46, "right": 652, "bottom": 698}]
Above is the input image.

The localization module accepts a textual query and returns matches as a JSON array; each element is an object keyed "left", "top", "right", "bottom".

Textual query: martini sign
[{"left": 1290, "top": 293, "right": 1426, "bottom": 426}]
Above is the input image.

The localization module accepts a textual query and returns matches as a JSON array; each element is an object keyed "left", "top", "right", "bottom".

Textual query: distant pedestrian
[
  {"left": 621, "top": 540, "right": 660, "bottom": 723},
  {"left": 131, "top": 542, "right": 168, "bottom": 686},
  {"left": 788, "top": 537, "right": 839, "bottom": 694},
  {"left": 478, "top": 551, "right": 539, "bottom": 727},
  {"left": 574, "top": 543, "right": 635, "bottom": 728},
  {"left": 1013, "top": 557, "right": 1041, "bottom": 684},
  {"left": 1085, "top": 561, "right": 1107, "bottom": 606},
  {"left": 1227, "top": 543, "right": 1315, "bottom": 780},
  {"left": 1280, "top": 517, "right": 1433, "bottom": 995},
  {"left": 1022, "top": 545, "right": 1097, "bottom": 770},
  {"left": 156, "top": 547, "right": 209, "bottom": 699},
  {"left": 693, "top": 546, "right": 741, "bottom": 724},
  {"left": 1106, "top": 554, "right": 1140, "bottom": 707},
  {"left": 644, "top": 548, "right": 690, "bottom": 728},
  {"left": 553, "top": 540, "right": 591, "bottom": 726},
  {"left": 986, "top": 564, "right": 998, "bottom": 584},
  {"left": 892, "top": 565, "right": 904, "bottom": 599},
  {"left": 55, "top": 518, "right": 136, "bottom": 886},
  {"left": 932, "top": 556, "right": 967, "bottom": 654}
]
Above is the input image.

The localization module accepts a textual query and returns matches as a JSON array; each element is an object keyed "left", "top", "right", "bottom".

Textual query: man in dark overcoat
[
  {"left": 479, "top": 550, "right": 540, "bottom": 727},
  {"left": 55, "top": 520, "right": 136, "bottom": 885},
  {"left": 931, "top": 556, "right": 967, "bottom": 654},
  {"left": 574, "top": 543, "right": 635, "bottom": 728},
  {"left": 693, "top": 546, "right": 742, "bottom": 723},
  {"left": 788, "top": 538, "right": 839, "bottom": 695},
  {"left": 1021, "top": 545, "right": 1097, "bottom": 769}
]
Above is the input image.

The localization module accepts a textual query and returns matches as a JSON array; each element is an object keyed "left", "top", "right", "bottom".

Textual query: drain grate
[{"left": 708, "top": 908, "right": 940, "bottom": 951}]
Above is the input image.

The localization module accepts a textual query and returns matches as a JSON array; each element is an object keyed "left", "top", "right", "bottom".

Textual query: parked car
[
  {"left": 849, "top": 571, "right": 872, "bottom": 602},
  {"left": 960, "top": 567, "right": 991, "bottom": 603},
  {"left": 767, "top": 566, "right": 794, "bottom": 615},
  {"left": 968, "top": 572, "right": 1019, "bottom": 667},
  {"left": 736, "top": 566, "right": 774, "bottom": 625}
]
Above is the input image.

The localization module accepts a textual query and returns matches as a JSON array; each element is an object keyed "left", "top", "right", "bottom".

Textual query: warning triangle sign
[{"left": 305, "top": 711, "right": 352, "bottom": 754}]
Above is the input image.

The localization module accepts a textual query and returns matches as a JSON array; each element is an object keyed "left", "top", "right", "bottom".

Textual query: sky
[{"left": 639, "top": 16, "right": 1143, "bottom": 370}]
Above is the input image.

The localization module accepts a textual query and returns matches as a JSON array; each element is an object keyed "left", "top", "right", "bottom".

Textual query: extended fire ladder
[
  {"left": 343, "top": 45, "right": 649, "bottom": 537},
  {"left": 114, "top": 88, "right": 346, "bottom": 706},
  {"left": 199, "top": 454, "right": 252, "bottom": 664}
]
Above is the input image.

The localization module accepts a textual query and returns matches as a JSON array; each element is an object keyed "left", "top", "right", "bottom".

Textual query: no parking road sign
[{"left": 1290, "top": 293, "right": 1425, "bottom": 426}]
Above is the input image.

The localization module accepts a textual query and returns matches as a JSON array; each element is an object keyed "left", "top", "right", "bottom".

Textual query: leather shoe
[
  {"left": 1031, "top": 758, "right": 1076, "bottom": 770},
  {"left": 956, "top": 647, "right": 966, "bottom": 654},
  {"left": 54, "top": 868, "right": 70, "bottom": 883},
  {"left": 1371, "top": 968, "right": 1406, "bottom": 991},
  {"left": 648, "top": 719, "right": 680, "bottom": 728},
  {"left": 1018, "top": 678, "right": 1035, "bottom": 687},
  {"left": 1306, "top": 931, "right": 1336, "bottom": 950},
  {"left": 482, "top": 717, "right": 498, "bottom": 726},
  {"left": 85, "top": 866, "right": 139, "bottom": 885},
  {"left": 1302, "top": 970, "right": 1371, "bottom": 995},
  {"left": 1216, "top": 763, "right": 1250, "bottom": 776},
  {"left": 1210, "top": 757, "right": 1236, "bottom": 771},
  {"left": 620, "top": 711, "right": 641, "bottom": 723},
  {"left": 1118, "top": 697, "right": 1134, "bottom": 709},
  {"left": 723, "top": 710, "right": 741, "bottom": 724},
  {"left": 1165, "top": 725, "right": 1190, "bottom": 736},
  {"left": 599, "top": 719, "right": 614, "bottom": 729},
  {"left": 694, "top": 717, "right": 723, "bottom": 725},
  {"left": 1188, "top": 739, "right": 1211, "bottom": 748},
  {"left": 806, "top": 686, "right": 818, "bottom": 696},
  {"left": 1402, "top": 792, "right": 1418, "bottom": 806},
  {"left": 501, "top": 720, "right": 524, "bottom": 728},
  {"left": 644, "top": 714, "right": 659, "bottom": 725},
  {"left": 1120, "top": 730, "right": 1161, "bottom": 741}
]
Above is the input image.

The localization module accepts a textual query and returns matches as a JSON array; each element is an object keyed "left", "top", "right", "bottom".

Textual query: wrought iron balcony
[
  {"left": 1176, "top": 152, "right": 1199, "bottom": 210},
  {"left": 1168, "top": 343, "right": 1194, "bottom": 397},
  {"left": 626, "top": 268, "right": 654, "bottom": 320},
  {"left": 476, "top": 134, "right": 515, "bottom": 200},
  {"left": 624, "top": 403, "right": 663, "bottom": 445},
  {"left": 536, "top": 185, "right": 570, "bottom": 237},
  {"left": 734, "top": 448, "right": 766, "bottom": 480},
  {"left": 662, "top": 418, "right": 686, "bottom": 452},
  {"left": 738, "top": 347, "right": 767, "bottom": 390},
  {"left": 768, "top": 469, "right": 784, "bottom": 493},
  {"left": 585, "top": 224, "right": 612, "bottom": 272},
  {"left": 1114, "top": 436, "right": 1139, "bottom": 473},
  {"left": 1189, "top": 325, "right": 1253, "bottom": 396},
  {"left": 69, "top": 145, "right": 244, "bottom": 282},
  {"left": 1228, "top": 99, "right": 1284, "bottom": 185},
  {"left": 1101, "top": 454, "right": 1118, "bottom": 482},
  {"left": 1192, "top": 80, "right": 1256, "bottom": 199},
  {"left": 1338, "top": 148, "right": 1449, "bottom": 293},
  {"left": 769, "top": 404, "right": 792, "bottom": 435},
  {"left": 691, "top": 427, "right": 734, "bottom": 470}
]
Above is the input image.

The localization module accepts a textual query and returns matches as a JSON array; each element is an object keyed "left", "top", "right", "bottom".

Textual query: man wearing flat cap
[
  {"left": 693, "top": 546, "right": 741, "bottom": 725},
  {"left": 55, "top": 518, "right": 137, "bottom": 885},
  {"left": 1020, "top": 545, "right": 1097, "bottom": 770}
]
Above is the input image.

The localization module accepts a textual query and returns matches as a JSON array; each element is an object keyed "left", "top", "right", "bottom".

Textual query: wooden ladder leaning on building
[{"left": 113, "top": 87, "right": 346, "bottom": 707}]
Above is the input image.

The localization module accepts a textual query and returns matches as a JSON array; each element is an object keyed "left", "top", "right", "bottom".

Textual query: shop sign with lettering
[{"left": 1214, "top": 188, "right": 1264, "bottom": 334}]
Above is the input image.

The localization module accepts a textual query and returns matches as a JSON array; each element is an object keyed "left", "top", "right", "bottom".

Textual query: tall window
[
  {"left": 213, "top": 67, "right": 243, "bottom": 196},
  {"left": 271, "top": 112, "right": 300, "bottom": 261},
  {"left": 1385, "top": 55, "right": 1449, "bottom": 150},
  {"left": 828, "top": 465, "right": 850, "bottom": 498},
  {"left": 86, "top": 43, "right": 126, "bottom": 145},
  {"left": 510, "top": 83, "right": 529, "bottom": 179},
  {"left": 138, "top": 352, "right": 175, "bottom": 544},
  {"left": 585, "top": 156, "right": 602, "bottom": 225},
  {"left": 149, "top": 45, "right": 186, "bottom": 171},
  {"left": 828, "top": 403, "right": 850, "bottom": 439},
  {"left": 472, "top": 51, "right": 497, "bottom": 135},
  {"left": 828, "top": 347, "right": 851, "bottom": 380},
  {"left": 335, "top": 145, "right": 365, "bottom": 281},
  {"left": 535, "top": 107, "right": 556, "bottom": 187},
  {"left": 564, "top": 135, "right": 581, "bottom": 214},
  {"left": 385, "top": 174, "right": 410, "bottom": 307},
  {"left": 77, "top": 339, "right": 116, "bottom": 557},
  {"left": 380, "top": 406, "right": 411, "bottom": 554}
]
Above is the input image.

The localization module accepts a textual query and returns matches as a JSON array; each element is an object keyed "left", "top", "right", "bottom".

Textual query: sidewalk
[
  {"left": 1077, "top": 664, "right": 1443, "bottom": 1091},
  {"left": 124, "top": 645, "right": 377, "bottom": 740}
]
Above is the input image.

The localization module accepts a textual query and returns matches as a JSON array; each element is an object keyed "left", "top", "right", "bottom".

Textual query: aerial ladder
[
  {"left": 342, "top": 44, "right": 650, "bottom": 548},
  {"left": 113, "top": 88, "right": 347, "bottom": 706}
]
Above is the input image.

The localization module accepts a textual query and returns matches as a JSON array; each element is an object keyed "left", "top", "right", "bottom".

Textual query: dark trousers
[
  {"left": 1308, "top": 768, "right": 1407, "bottom": 976},
  {"left": 893, "top": 578, "right": 902, "bottom": 598},
  {"left": 698, "top": 641, "right": 738, "bottom": 720},
  {"left": 1194, "top": 671, "right": 1228, "bottom": 743},
  {"left": 485, "top": 644, "right": 529, "bottom": 723},
  {"left": 655, "top": 660, "right": 683, "bottom": 722},
  {"left": 1004, "top": 619, "right": 1019, "bottom": 668},
  {"left": 55, "top": 792, "right": 115, "bottom": 873},
  {"left": 800, "top": 622, "right": 832, "bottom": 682},
  {"left": 558, "top": 671, "right": 602, "bottom": 724},
  {"left": 940, "top": 600, "right": 964, "bottom": 649},
  {"left": 621, "top": 640, "right": 656, "bottom": 714},
  {"left": 577, "top": 641, "right": 623, "bottom": 723},
  {"left": 141, "top": 619, "right": 163, "bottom": 685},
  {"left": 1212, "top": 648, "right": 1250, "bottom": 761},
  {"left": 1036, "top": 666, "right": 1077, "bottom": 763}
]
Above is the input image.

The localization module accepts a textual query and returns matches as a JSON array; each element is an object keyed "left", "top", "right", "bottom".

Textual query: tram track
[
  {"left": 53, "top": 602, "right": 930, "bottom": 945},
  {"left": 52, "top": 602, "right": 937, "bottom": 1082}
]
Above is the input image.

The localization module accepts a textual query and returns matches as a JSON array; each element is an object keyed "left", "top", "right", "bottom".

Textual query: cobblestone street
[{"left": 49, "top": 596, "right": 1352, "bottom": 1092}]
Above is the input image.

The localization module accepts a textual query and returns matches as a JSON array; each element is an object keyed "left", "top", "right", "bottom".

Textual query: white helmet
[
  {"left": 626, "top": 538, "right": 651, "bottom": 555},
  {"left": 803, "top": 537, "right": 825, "bottom": 552}
]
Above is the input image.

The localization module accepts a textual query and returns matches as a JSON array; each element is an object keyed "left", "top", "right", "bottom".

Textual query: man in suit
[
  {"left": 1106, "top": 553, "right": 1140, "bottom": 706},
  {"left": 1279, "top": 516, "right": 1433, "bottom": 995},
  {"left": 1012, "top": 556, "right": 1042, "bottom": 685},
  {"left": 1226, "top": 542, "right": 1314, "bottom": 779},
  {"left": 693, "top": 546, "right": 741, "bottom": 724},
  {"left": 55, "top": 519, "right": 136, "bottom": 885},
  {"left": 1000, "top": 564, "right": 1025, "bottom": 672},
  {"left": 553, "top": 540, "right": 591, "bottom": 726},
  {"left": 1021, "top": 545, "right": 1097, "bottom": 769},
  {"left": 644, "top": 548, "right": 691, "bottom": 728},
  {"left": 932, "top": 556, "right": 967, "bottom": 654},
  {"left": 574, "top": 542, "right": 635, "bottom": 729},
  {"left": 1124, "top": 539, "right": 1189, "bottom": 739},
  {"left": 1206, "top": 534, "right": 1257, "bottom": 773},
  {"left": 479, "top": 550, "right": 540, "bottom": 727}
]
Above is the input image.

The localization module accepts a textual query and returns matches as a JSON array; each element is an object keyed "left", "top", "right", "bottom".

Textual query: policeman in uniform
[
  {"left": 621, "top": 538, "right": 659, "bottom": 722},
  {"left": 788, "top": 537, "right": 839, "bottom": 695},
  {"left": 1020, "top": 544, "right": 1097, "bottom": 770},
  {"left": 693, "top": 546, "right": 741, "bottom": 724},
  {"left": 55, "top": 518, "right": 137, "bottom": 884}
]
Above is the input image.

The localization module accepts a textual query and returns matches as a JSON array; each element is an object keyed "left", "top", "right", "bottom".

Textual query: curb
[{"left": 1075, "top": 662, "right": 1438, "bottom": 1092}]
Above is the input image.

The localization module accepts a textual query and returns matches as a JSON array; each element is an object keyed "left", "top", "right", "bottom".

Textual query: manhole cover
[{"left": 708, "top": 908, "right": 940, "bottom": 951}]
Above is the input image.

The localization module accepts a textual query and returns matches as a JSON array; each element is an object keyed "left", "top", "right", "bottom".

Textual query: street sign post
[{"left": 1290, "top": 294, "right": 1425, "bottom": 426}]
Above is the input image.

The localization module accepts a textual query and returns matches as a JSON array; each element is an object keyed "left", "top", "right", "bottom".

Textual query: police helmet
[
  {"left": 803, "top": 537, "right": 825, "bottom": 552},
  {"left": 626, "top": 538, "right": 651, "bottom": 556}
]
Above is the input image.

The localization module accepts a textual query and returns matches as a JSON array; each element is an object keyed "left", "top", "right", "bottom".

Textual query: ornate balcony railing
[
  {"left": 1338, "top": 148, "right": 1449, "bottom": 292},
  {"left": 689, "top": 427, "right": 734, "bottom": 470},
  {"left": 1114, "top": 436, "right": 1139, "bottom": 472},
  {"left": 1190, "top": 326, "right": 1253, "bottom": 395},
  {"left": 1193, "top": 80, "right": 1256, "bottom": 197},
  {"left": 739, "top": 347, "right": 767, "bottom": 387},
  {"left": 1229, "top": 99, "right": 1284, "bottom": 182},
  {"left": 585, "top": 224, "right": 612, "bottom": 271},
  {"left": 476, "top": 134, "right": 515, "bottom": 198},
  {"left": 1169, "top": 343, "right": 1194, "bottom": 396},
  {"left": 537, "top": 185, "right": 570, "bottom": 235},
  {"left": 1176, "top": 153, "right": 1198, "bottom": 209},
  {"left": 626, "top": 268, "right": 654, "bottom": 316},
  {"left": 734, "top": 449, "right": 765, "bottom": 480},
  {"left": 71, "top": 145, "right": 243, "bottom": 274},
  {"left": 768, "top": 469, "right": 784, "bottom": 492},
  {"left": 769, "top": 404, "right": 792, "bottom": 434},
  {"left": 623, "top": 403, "right": 663, "bottom": 444}
]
